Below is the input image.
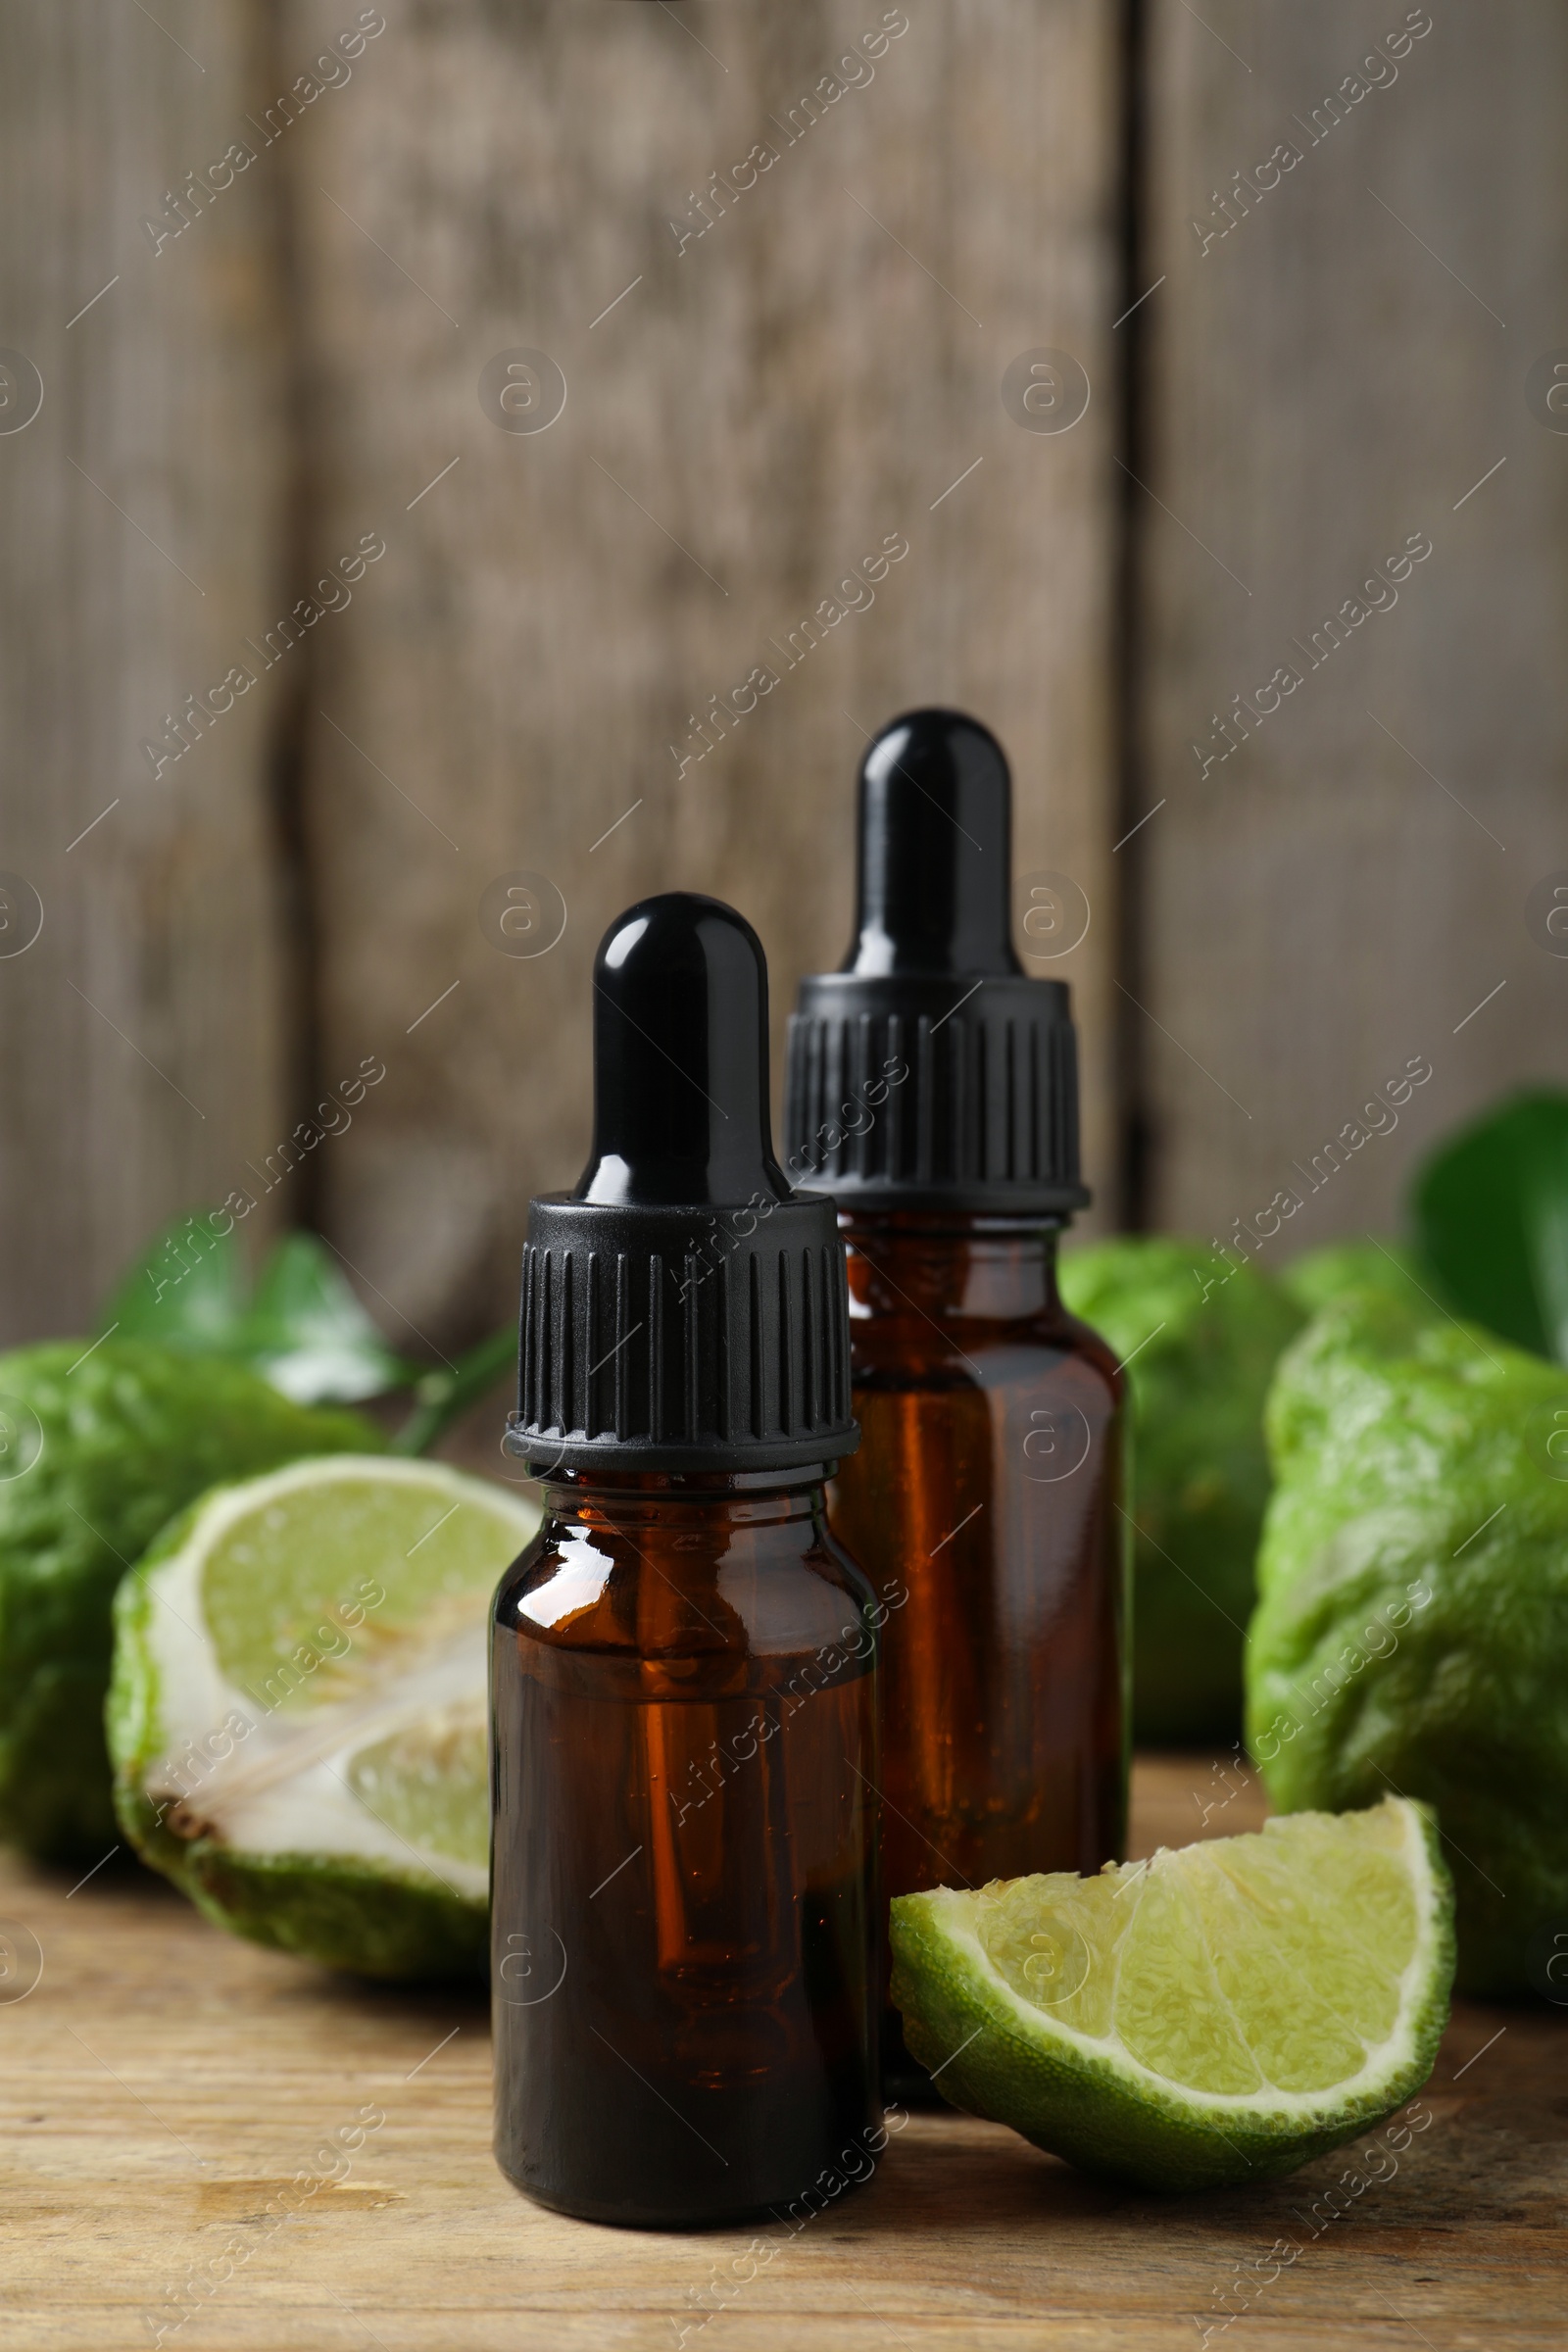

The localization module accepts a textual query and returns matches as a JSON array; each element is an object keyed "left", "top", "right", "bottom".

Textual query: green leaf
[
  {"left": 99, "top": 1211, "right": 247, "bottom": 1352},
  {"left": 391, "top": 1325, "right": 516, "bottom": 1457},
  {"left": 98, "top": 1216, "right": 418, "bottom": 1405},
  {"left": 242, "top": 1233, "right": 417, "bottom": 1405},
  {"left": 1411, "top": 1089, "right": 1568, "bottom": 1365}
]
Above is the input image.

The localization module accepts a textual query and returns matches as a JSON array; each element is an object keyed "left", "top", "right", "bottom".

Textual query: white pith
[
  {"left": 130, "top": 1455, "right": 538, "bottom": 1903},
  {"left": 924, "top": 1798, "right": 1444, "bottom": 2119}
]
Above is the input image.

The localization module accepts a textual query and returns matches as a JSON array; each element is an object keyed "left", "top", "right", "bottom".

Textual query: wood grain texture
[
  {"left": 1, "top": 1758, "right": 1559, "bottom": 2351},
  {"left": 0, "top": 0, "right": 292, "bottom": 1345},
  {"left": 1131, "top": 0, "right": 1568, "bottom": 1248},
  {"left": 290, "top": 0, "right": 1123, "bottom": 1348}
]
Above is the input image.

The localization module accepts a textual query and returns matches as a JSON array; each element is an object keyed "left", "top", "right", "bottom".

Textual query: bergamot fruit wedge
[
  {"left": 890, "top": 1796, "right": 1453, "bottom": 2191},
  {"left": 109, "top": 1455, "right": 538, "bottom": 1979},
  {"left": 0, "top": 1339, "right": 377, "bottom": 1861}
]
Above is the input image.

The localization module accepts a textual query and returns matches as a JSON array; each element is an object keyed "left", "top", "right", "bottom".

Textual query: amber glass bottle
[
  {"left": 784, "top": 710, "right": 1128, "bottom": 2093},
  {"left": 492, "top": 893, "right": 880, "bottom": 2227}
]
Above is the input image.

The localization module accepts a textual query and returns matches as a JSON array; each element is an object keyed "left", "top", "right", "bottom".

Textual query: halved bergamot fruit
[
  {"left": 890, "top": 1796, "right": 1453, "bottom": 2191},
  {"left": 109, "top": 1455, "right": 538, "bottom": 1979}
]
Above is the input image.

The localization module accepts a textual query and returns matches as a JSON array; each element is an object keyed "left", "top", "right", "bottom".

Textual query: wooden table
[{"left": 1, "top": 1758, "right": 1560, "bottom": 2350}]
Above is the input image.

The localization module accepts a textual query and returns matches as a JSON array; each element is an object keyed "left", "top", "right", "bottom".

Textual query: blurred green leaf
[
  {"left": 100, "top": 1212, "right": 247, "bottom": 1351},
  {"left": 98, "top": 1213, "right": 418, "bottom": 1404},
  {"left": 1412, "top": 1089, "right": 1568, "bottom": 1365},
  {"left": 243, "top": 1233, "right": 416, "bottom": 1404},
  {"left": 391, "top": 1326, "right": 516, "bottom": 1457}
]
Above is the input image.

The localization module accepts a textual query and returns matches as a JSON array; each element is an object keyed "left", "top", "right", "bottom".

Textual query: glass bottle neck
[
  {"left": 539, "top": 1465, "right": 828, "bottom": 1536},
  {"left": 837, "top": 1210, "right": 1064, "bottom": 1320}
]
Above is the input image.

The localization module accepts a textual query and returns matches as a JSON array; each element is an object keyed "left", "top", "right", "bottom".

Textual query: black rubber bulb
[
  {"left": 844, "top": 708, "right": 1022, "bottom": 979},
  {"left": 574, "top": 892, "right": 792, "bottom": 1209}
]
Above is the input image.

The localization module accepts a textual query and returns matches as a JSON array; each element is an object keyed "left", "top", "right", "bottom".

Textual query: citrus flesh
[
  {"left": 109, "top": 1455, "right": 538, "bottom": 1978},
  {"left": 890, "top": 1796, "right": 1452, "bottom": 2190}
]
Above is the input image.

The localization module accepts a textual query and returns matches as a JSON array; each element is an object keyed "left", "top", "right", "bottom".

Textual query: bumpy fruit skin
[
  {"left": 0, "top": 1342, "right": 376, "bottom": 1860},
  {"left": 1280, "top": 1240, "right": 1429, "bottom": 1321},
  {"left": 1248, "top": 1295, "right": 1568, "bottom": 1996},
  {"left": 1059, "top": 1240, "right": 1304, "bottom": 1743},
  {"left": 113, "top": 1746, "right": 486, "bottom": 1982}
]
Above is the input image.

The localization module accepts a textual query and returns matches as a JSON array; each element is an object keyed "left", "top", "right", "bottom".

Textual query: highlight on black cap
[
  {"left": 848, "top": 709, "right": 1023, "bottom": 979},
  {"left": 575, "top": 893, "right": 792, "bottom": 1210},
  {"left": 508, "top": 890, "right": 858, "bottom": 1474},
  {"left": 784, "top": 706, "right": 1090, "bottom": 1215}
]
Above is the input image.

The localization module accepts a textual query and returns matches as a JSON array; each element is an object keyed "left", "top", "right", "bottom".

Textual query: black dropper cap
[
  {"left": 505, "top": 893, "right": 858, "bottom": 1474},
  {"left": 783, "top": 709, "right": 1090, "bottom": 1215}
]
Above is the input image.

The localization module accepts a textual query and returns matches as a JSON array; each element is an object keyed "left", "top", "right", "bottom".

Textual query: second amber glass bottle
[{"left": 784, "top": 710, "right": 1128, "bottom": 2092}]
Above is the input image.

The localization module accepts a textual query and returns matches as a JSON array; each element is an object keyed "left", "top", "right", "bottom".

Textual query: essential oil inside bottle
[
  {"left": 491, "top": 892, "right": 881, "bottom": 2227},
  {"left": 783, "top": 710, "right": 1129, "bottom": 2097}
]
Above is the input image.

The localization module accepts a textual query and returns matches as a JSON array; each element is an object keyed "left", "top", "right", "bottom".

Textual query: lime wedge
[
  {"left": 109, "top": 1455, "right": 538, "bottom": 1979},
  {"left": 890, "top": 1797, "right": 1453, "bottom": 2189}
]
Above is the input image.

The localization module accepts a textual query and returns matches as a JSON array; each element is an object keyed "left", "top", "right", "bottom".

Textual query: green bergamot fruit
[
  {"left": 0, "top": 1341, "right": 376, "bottom": 1860},
  {"left": 1248, "top": 1293, "right": 1568, "bottom": 1996},
  {"left": 110, "top": 1454, "right": 538, "bottom": 1978},
  {"left": 1059, "top": 1239, "right": 1304, "bottom": 1743}
]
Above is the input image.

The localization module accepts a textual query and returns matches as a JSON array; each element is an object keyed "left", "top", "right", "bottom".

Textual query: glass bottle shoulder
[
  {"left": 493, "top": 1488, "right": 875, "bottom": 1664},
  {"left": 849, "top": 1289, "right": 1123, "bottom": 1409}
]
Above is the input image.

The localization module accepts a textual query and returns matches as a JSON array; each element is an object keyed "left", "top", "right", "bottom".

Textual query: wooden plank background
[
  {"left": 293, "top": 0, "right": 1122, "bottom": 1346},
  {"left": 0, "top": 0, "right": 292, "bottom": 1344},
  {"left": 1131, "top": 0, "right": 1568, "bottom": 1243},
  {"left": 2, "top": 0, "right": 1566, "bottom": 1348}
]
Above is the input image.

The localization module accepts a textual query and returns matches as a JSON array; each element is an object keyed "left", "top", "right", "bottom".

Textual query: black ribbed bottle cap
[
  {"left": 783, "top": 709, "right": 1090, "bottom": 1215},
  {"left": 504, "top": 893, "right": 858, "bottom": 1475}
]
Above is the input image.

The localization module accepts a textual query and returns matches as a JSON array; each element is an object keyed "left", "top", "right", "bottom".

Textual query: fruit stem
[{"left": 391, "top": 1328, "right": 516, "bottom": 1456}]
